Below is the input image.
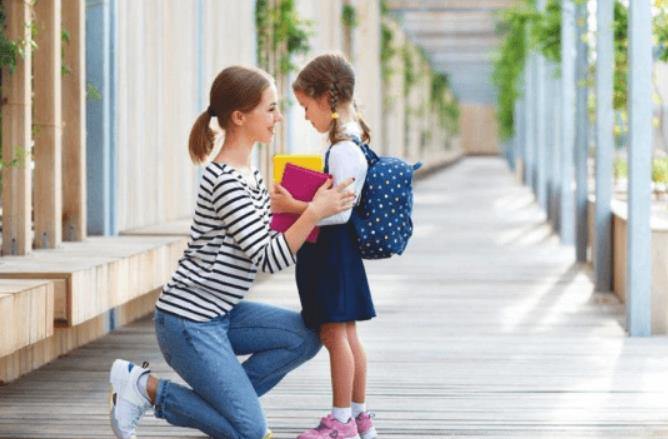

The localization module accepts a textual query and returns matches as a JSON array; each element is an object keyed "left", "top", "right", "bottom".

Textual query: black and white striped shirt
[{"left": 156, "top": 162, "right": 296, "bottom": 322}]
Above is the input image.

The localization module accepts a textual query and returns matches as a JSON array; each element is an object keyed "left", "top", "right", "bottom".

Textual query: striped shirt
[{"left": 156, "top": 162, "right": 296, "bottom": 322}]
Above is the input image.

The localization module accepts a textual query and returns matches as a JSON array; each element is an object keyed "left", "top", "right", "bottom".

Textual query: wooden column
[
  {"left": 34, "top": 0, "right": 63, "bottom": 249},
  {"left": 62, "top": 0, "right": 87, "bottom": 242},
  {"left": 626, "top": 0, "right": 653, "bottom": 336},
  {"left": 559, "top": 0, "right": 576, "bottom": 245},
  {"left": 594, "top": 0, "right": 614, "bottom": 292},
  {"left": 2, "top": 0, "right": 33, "bottom": 256}
]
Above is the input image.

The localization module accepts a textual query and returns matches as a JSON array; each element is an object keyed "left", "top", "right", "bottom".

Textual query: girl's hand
[
  {"left": 308, "top": 177, "right": 356, "bottom": 219},
  {"left": 271, "top": 184, "right": 296, "bottom": 214}
]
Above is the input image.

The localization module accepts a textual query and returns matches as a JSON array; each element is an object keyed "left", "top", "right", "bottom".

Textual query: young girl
[
  {"left": 108, "top": 65, "right": 357, "bottom": 439},
  {"left": 271, "top": 53, "right": 377, "bottom": 439}
]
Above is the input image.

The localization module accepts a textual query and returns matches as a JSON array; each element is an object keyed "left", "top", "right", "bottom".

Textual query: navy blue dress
[{"left": 295, "top": 148, "right": 376, "bottom": 330}]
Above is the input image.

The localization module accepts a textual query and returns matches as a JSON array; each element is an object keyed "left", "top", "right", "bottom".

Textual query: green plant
[
  {"left": 255, "top": 0, "right": 312, "bottom": 75},
  {"left": 342, "top": 3, "right": 357, "bottom": 29},
  {"left": 492, "top": 2, "right": 536, "bottom": 140},
  {"left": 0, "top": 147, "right": 29, "bottom": 171},
  {"left": 61, "top": 28, "right": 71, "bottom": 76},
  {"left": 653, "top": 157, "right": 668, "bottom": 185},
  {"left": 614, "top": 157, "right": 628, "bottom": 180},
  {"left": 0, "top": 2, "right": 37, "bottom": 194},
  {"left": 86, "top": 82, "right": 101, "bottom": 101},
  {"left": 380, "top": 20, "right": 395, "bottom": 84},
  {"left": 403, "top": 43, "right": 416, "bottom": 97},
  {"left": 531, "top": 0, "right": 561, "bottom": 62},
  {"left": 430, "top": 72, "right": 459, "bottom": 134}
]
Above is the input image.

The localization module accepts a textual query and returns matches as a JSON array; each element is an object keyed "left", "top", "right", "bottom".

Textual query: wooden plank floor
[{"left": 2, "top": 157, "right": 668, "bottom": 438}]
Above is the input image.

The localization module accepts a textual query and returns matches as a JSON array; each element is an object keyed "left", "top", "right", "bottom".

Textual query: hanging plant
[
  {"left": 61, "top": 28, "right": 71, "bottom": 76},
  {"left": 256, "top": 0, "right": 311, "bottom": 75},
  {"left": 531, "top": 0, "right": 561, "bottom": 63},
  {"left": 403, "top": 43, "right": 416, "bottom": 98},
  {"left": 380, "top": 20, "right": 395, "bottom": 84},
  {"left": 0, "top": 1, "right": 37, "bottom": 196},
  {"left": 342, "top": 3, "right": 358, "bottom": 29},
  {"left": 493, "top": 2, "right": 536, "bottom": 140},
  {"left": 430, "top": 72, "right": 459, "bottom": 135}
]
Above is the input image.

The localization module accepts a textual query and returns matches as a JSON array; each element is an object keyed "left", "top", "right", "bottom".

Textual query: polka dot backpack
[{"left": 346, "top": 137, "right": 421, "bottom": 259}]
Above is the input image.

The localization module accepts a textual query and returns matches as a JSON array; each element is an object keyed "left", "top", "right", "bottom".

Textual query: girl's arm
[
  {"left": 316, "top": 142, "right": 366, "bottom": 226},
  {"left": 270, "top": 142, "right": 366, "bottom": 222}
]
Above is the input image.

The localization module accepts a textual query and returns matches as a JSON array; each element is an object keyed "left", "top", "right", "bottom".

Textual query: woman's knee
[
  {"left": 301, "top": 327, "right": 322, "bottom": 360},
  {"left": 235, "top": 418, "right": 267, "bottom": 439}
]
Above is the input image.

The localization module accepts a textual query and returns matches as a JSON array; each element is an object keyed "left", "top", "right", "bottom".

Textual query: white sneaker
[{"left": 109, "top": 359, "right": 152, "bottom": 439}]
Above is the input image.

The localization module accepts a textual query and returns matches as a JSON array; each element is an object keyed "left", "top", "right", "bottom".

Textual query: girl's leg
[
  {"left": 345, "top": 322, "right": 367, "bottom": 405},
  {"left": 320, "top": 322, "right": 354, "bottom": 409},
  {"left": 153, "top": 309, "right": 267, "bottom": 439},
  {"left": 226, "top": 301, "right": 322, "bottom": 396},
  {"left": 346, "top": 323, "right": 378, "bottom": 439}
]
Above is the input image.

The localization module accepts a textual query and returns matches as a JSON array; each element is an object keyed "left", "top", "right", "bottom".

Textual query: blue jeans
[{"left": 153, "top": 301, "right": 321, "bottom": 439}]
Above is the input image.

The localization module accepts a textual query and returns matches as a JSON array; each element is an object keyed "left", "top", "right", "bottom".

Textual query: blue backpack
[{"left": 345, "top": 137, "right": 421, "bottom": 259}]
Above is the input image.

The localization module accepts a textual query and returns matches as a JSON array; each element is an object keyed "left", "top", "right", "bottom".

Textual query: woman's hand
[
  {"left": 271, "top": 184, "right": 296, "bottom": 214},
  {"left": 307, "top": 177, "right": 356, "bottom": 220}
]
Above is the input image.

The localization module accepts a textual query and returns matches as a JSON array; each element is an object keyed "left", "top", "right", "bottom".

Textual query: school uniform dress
[{"left": 296, "top": 122, "right": 376, "bottom": 330}]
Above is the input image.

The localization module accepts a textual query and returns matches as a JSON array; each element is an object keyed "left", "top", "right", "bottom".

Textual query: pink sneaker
[
  {"left": 355, "top": 412, "right": 377, "bottom": 439},
  {"left": 297, "top": 414, "right": 360, "bottom": 439}
]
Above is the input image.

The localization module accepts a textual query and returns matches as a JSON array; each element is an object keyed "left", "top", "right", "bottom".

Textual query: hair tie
[
  {"left": 331, "top": 112, "right": 339, "bottom": 120},
  {"left": 206, "top": 106, "right": 215, "bottom": 117}
]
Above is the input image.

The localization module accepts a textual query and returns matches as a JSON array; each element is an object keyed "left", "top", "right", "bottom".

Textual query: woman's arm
[
  {"left": 213, "top": 174, "right": 355, "bottom": 273},
  {"left": 282, "top": 178, "right": 356, "bottom": 253}
]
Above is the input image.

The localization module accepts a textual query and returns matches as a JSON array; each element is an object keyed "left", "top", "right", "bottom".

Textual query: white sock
[
  {"left": 352, "top": 401, "right": 366, "bottom": 418},
  {"left": 137, "top": 372, "right": 150, "bottom": 403},
  {"left": 332, "top": 406, "right": 352, "bottom": 424}
]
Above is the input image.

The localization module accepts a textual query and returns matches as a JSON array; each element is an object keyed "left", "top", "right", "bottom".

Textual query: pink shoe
[
  {"left": 297, "top": 414, "right": 360, "bottom": 439},
  {"left": 355, "top": 412, "right": 377, "bottom": 439}
]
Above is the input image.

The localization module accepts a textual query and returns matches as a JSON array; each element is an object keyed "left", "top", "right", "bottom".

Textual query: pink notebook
[{"left": 271, "top": 163, "right": 330, "bottom": 243}]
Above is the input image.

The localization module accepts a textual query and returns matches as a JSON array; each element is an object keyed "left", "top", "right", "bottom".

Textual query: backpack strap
[
  {"left": 348, "top": 135, "right": 379, "bottom": 167},
  {"left": 325, "top": 135, "right": 379, "bottom": 171}
]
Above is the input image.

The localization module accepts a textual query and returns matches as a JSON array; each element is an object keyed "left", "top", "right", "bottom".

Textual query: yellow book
[{"left": 272, "top": 154, "right": 324, "bottom": 183}]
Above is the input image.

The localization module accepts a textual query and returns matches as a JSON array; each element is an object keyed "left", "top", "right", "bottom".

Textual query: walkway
[{"left": 1, "top": 157, "right": 668, "bottom": 438}]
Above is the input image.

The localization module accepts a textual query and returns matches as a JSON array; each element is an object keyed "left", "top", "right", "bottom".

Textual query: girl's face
[
  {"left": 242, "top": 84, "right": 283, "bottom": 144},
  {"left": 294, "top": 89, "right": 332, "bottom": 133}
]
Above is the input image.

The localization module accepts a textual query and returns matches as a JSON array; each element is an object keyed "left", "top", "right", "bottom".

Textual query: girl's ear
[
  {"left": 230, "top": 110, "right": 245, "bottom": 127},
  {"left": 317, "top": 93, "right": 331, "bottom": 110}
]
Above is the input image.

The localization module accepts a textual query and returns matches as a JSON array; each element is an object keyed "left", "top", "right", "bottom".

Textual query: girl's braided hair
[{"left": 292, "top": 53, "right": 371, "bottom": 145}]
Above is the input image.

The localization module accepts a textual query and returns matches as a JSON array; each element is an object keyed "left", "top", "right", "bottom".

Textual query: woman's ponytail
[{"left": 188, "top": 111, "right": 215, "bottom": 165}]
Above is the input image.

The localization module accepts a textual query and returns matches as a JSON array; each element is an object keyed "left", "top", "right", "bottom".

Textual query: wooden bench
[
  {"left": 0, "top": 235, "right": 187, "bottom": 326},
  {"left": 120, "top": 218, "right": 192, "bottom": 237},
  {"left": 0, "top": 280, "right": 54, "bottom": 358}
]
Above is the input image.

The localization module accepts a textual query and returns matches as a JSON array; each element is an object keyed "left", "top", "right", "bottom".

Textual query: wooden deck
[{"left": 2, "top": 157, "right": 668, "bottom": 438}]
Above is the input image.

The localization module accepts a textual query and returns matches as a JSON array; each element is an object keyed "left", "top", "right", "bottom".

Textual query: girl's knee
[{"left": 319, "top": 323, "right": 348, "bottom": 349}]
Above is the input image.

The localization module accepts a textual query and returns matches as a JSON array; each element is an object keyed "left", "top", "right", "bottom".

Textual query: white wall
[{"left": 116, "top": 1, "right": 256, "bottom": 231}]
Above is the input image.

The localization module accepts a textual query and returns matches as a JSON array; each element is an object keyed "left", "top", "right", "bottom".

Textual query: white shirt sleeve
[{"left": 317, "top": 140, "right": 368, "bottom": 226}]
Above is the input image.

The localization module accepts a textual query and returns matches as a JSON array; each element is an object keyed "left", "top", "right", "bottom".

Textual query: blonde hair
[
  {"left": 292, "top": 53, "right": 371, "bottom": 145},
  {"left": 189, "top": 66, "right": 272, "bottom": 164}
]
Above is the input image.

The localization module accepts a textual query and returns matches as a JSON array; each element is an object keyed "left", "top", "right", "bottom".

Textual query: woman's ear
[{"left": 230, "top": 110, "right": 245, "bottom": 127}]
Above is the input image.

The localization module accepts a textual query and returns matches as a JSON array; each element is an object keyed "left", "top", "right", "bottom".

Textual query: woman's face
[
  {"left": 243, "top": 84, "right": 283, "bottom": 144},
  {"left": 294, "top": 89, "right": 332, "bottom": 133}
]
